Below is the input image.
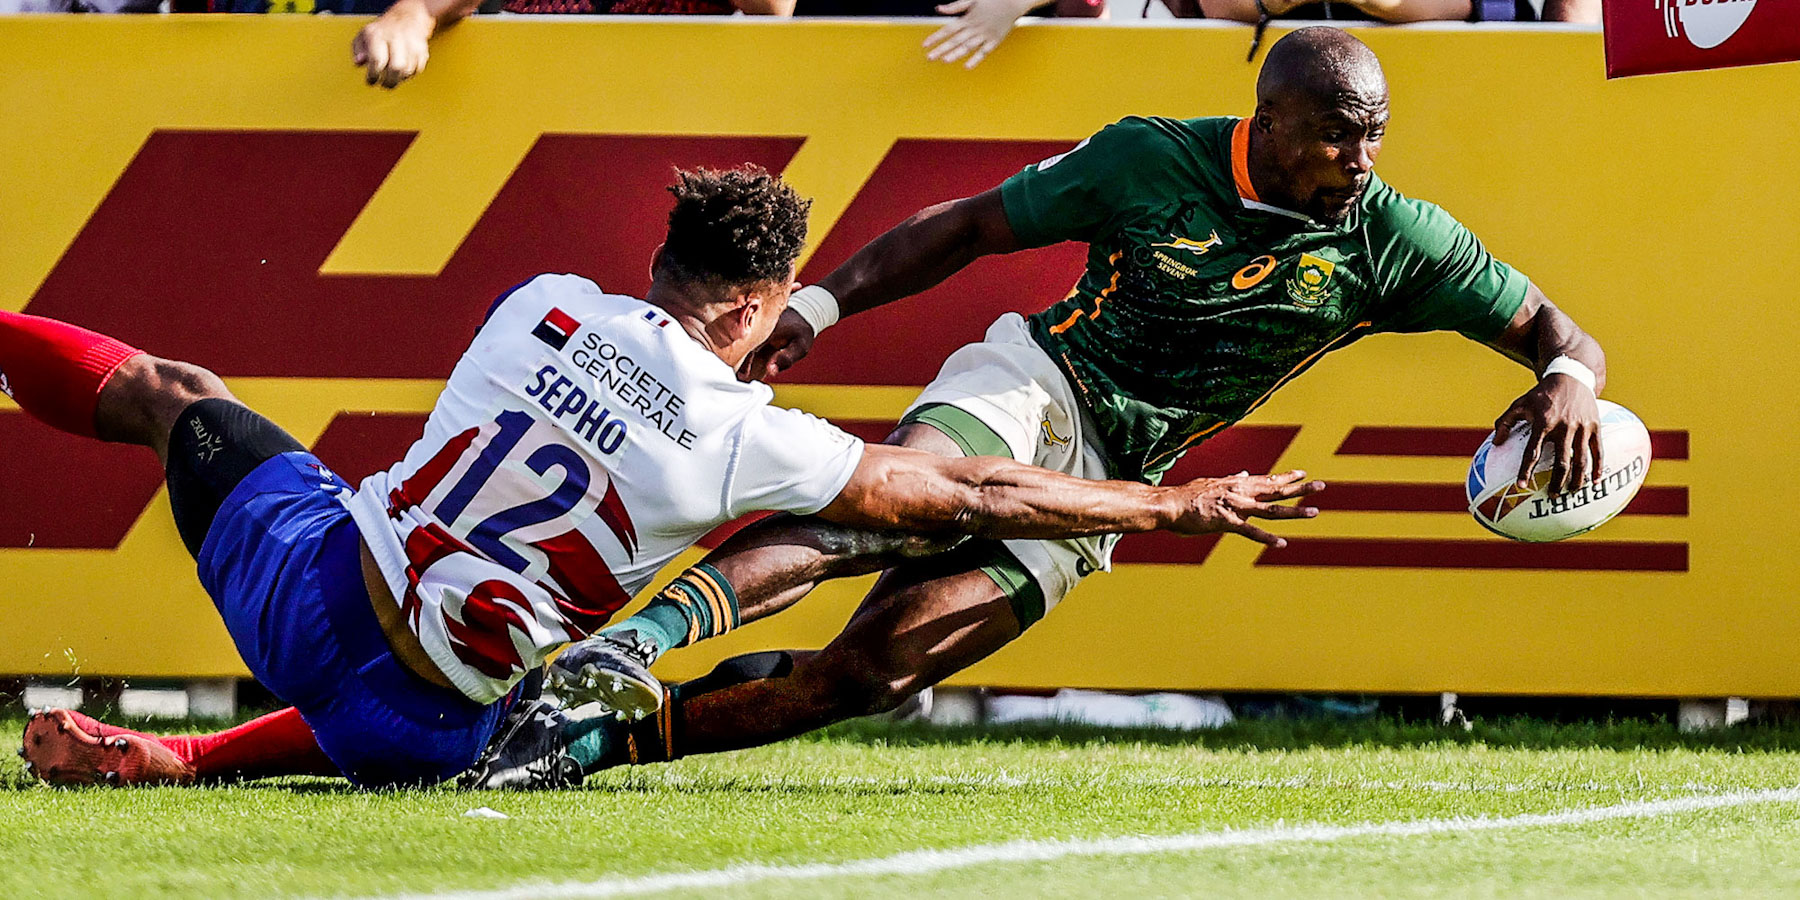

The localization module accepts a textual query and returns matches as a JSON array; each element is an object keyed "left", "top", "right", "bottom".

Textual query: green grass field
[{"left": 6, "top": 714, "right": 1800, "bottom": 899}]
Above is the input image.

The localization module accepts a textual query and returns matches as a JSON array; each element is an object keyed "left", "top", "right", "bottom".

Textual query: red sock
[
  {"left": 0, "top": 310, "right": 142, "bottom": 437},
  {"left": 159, "top": 707, "right": 341, "bottom": 780}
]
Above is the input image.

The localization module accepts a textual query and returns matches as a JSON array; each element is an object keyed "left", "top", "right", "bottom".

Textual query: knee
[
  {"left": 99, "top": 356, "right": 232, "bottom": 442},
  {"left": 139, "top": 358, "right": 231, "bottom": 410}
]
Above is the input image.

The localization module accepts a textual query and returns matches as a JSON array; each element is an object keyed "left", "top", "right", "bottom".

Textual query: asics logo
[{"left": 1232, "top": 255, "right": 1279, "bottom": 290}]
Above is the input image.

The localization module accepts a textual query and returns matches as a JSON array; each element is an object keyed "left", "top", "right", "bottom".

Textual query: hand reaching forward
[
  {"left": 1165, "top": 470, "right": 1325, "bottom": 547},
  {"left": 923, "top": 0, "right": 1040, "bottom": 69}
]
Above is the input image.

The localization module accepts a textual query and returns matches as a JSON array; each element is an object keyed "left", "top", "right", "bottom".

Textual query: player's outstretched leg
[
  {"left": 549, "top": 422, "right": 970, "bottom": 720},
  {"left": 467, "top": 547, "right": 1021, "bottom": 788},
  {"left": 0, "top": 309, "right": 233, "bottom": 460},
  {"left": 3, "top": 312, "right": 358, "bottom": 786},
  {"left": 0, "top": 311, "right": 288, "bottom": 560},
  {"left": 19, "top": 706, "right": 341, "bottom": 786},
  {"left": 549, "top": 517, "right": 959, "bottom": 719},
  {"left": 672, "top": 552, "right": 1019, "bottom": 755},
  {"left": 19, "top": 708, "right": 196, "bottom": 786}
]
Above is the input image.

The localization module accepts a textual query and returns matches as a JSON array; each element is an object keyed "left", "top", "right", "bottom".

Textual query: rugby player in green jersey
[{"left": 468, "top": 25, "right": 1608, "bottom": 786}]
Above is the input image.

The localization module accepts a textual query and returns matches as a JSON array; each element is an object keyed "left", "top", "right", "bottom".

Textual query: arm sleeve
[
  {"left": 1372, "top": 194, "right": 1530, "bottom": 341},
  {"left": 723, "top": 405, "right": 866, "bottom": 518},
  {"left": 998, "top": 117, "right": 1175, "bottom": 248}
]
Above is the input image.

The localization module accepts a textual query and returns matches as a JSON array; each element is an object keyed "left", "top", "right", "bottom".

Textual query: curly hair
[{"left": 658, "top": 165, "right": 812, "bottom": 290}]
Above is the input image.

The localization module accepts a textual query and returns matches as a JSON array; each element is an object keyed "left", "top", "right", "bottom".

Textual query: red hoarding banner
[{"left": 1604, "top": 0, "right": 1800, "bottom": 77}]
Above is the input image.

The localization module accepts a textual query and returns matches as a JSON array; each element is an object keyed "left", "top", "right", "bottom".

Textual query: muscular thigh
[
  {"left": 821, "top": 546, "right": 1022, "bottom": 694},
  {"left": 164, "top": 397, "right": 307, "bottom": 558},
  {"left": 818, "top": 421, "right": 1025, "bottom": 688}
]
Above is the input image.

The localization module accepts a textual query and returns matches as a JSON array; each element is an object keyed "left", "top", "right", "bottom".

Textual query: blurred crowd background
[{"left": 0, "top": 0, "right": 1597, "bottom": 90}]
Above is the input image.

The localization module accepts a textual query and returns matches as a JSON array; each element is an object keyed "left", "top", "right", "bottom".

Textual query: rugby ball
[{"left": 1466, "top": 399, "right": 1651, "bottom": 542}]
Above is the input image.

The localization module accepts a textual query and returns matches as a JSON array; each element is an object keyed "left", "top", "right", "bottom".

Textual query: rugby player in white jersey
[{"left": 12, "top": 165, "right": 1322, "bottom": 787}]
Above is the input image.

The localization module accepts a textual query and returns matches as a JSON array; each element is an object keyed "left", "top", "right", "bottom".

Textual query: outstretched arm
[
  {"left": 821, "top": 189, "right": 1019, "bottom": 316},
  {"left": 1486, "top": 283, "right": 1607, "bottom": 493},
  {"left": 741, "top": 189, "right": 1019, "bottom": 380},
  {"left": 820, "top": 443, "right": 1324, "bottom": 545}
]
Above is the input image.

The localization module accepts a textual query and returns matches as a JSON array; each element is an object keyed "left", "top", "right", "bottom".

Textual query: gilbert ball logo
[{"left": 1657, "top": 0, "right": 1757, "bottom": 49}]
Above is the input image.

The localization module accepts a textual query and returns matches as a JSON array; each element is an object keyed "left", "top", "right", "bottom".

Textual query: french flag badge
[
  {"left": 643, "top": 309, "right": 670, "bottom": 328},
  {"left": 532, "top": 308, "right": 580, "bottom": 350}
]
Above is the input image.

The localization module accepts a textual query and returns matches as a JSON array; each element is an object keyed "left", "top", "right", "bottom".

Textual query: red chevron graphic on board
[
  {"left": 0, "top": 133, "right": 1691, "bottom": 574},
  {"left": 2, "top": 131, "right": 804, "bottom": 549},
  {"left": 1, "top": 131, "right": 1086, "bottom": 550},
  {"left": 1259, "top": 425, "right": 1691, "bottom": 572}
]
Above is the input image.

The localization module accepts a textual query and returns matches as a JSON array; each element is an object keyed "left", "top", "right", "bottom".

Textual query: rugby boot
[
  {"left": 20, "top": 708, "right": 195, "bottom": 786},
  {"left": 548, "top": 629, "right": 664, "bottom": 721},
  {"left": 458, "top": 698, "right": 582, "bottom": 791}
]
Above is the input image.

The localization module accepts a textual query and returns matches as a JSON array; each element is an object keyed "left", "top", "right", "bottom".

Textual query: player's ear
[
  {"left": 648, "top": 243, "right": 666, "bottom": 281},
  {"left": 727, "top": 291, "right": 761, "bottom": 335}
]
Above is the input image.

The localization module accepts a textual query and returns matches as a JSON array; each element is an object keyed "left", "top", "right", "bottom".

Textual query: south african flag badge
[{"left": 1287, "top": 253, "right": 1337, "bottom": 307}]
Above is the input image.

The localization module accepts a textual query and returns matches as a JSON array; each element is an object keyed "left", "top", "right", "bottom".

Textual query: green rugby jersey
[{"left": 1000, "top": 115, "right": 1530, "bottom": 483}]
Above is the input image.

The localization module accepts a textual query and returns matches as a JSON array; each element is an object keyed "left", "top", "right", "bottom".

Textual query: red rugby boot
[{"left": 19, "top": 708, "right": 195, "bottom": 786}]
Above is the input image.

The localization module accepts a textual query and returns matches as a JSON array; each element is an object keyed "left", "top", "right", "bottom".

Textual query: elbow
[{"left": 915, "top": 193, "right": 1008, "bottom": 257}]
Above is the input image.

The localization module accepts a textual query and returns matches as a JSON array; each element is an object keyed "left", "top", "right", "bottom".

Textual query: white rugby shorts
[{"left": 901, "top": 313, "right": 1118, "bottom": 619}]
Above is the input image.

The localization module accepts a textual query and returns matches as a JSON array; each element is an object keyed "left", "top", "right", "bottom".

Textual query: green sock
[
  {"left": 601, "top": 563, "right": 739, "bottom": 659},
  {"left": 602, "top": 605, "right": 686, "bottom": 661},
  {"left": 565, "top": 714, "right": 617, "bottom": 771},
  {"left": 566, "top": 704, "right": 682, "bottom": 775}
]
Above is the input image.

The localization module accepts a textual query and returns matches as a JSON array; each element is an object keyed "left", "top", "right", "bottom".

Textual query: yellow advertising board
[{"left": 1, "top": 18, "right": 1793, "bottom": 695}]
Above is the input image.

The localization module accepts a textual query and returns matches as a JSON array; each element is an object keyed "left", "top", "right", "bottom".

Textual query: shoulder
[
  {"left": 482, "top": 273, "right": 610, "bottom": 325},
  {"left": 1089, "top": 115, "right": 1223, "bottom": 158},
  {"left": 1359, "top": 177, "right": 1469, "bottom": 255},
  {"left": 1027, "top": 116, "right": 1208, "bottom": 173},
  {"left": 1050, "top": 115, "right": 1222, "bottom": 191},
  {"left": 1360, "top": 176, "right": 1419, "bottom": 229}
]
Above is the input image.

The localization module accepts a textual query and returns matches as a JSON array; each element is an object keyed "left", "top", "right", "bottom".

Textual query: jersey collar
[{"left": 1231, "top": 118, "right": 1316, "bottom": 225}]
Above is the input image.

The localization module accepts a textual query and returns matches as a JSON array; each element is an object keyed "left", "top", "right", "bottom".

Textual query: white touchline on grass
[
  {"left": 372, "top": 787, "right": 1800, "bottom": 900},
  {"left": 584, "top": 771, "right": 1634, "bottom": 795}
]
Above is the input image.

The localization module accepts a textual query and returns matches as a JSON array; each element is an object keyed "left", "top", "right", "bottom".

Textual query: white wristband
[
  {"left": 1541, "top": 355, "right": 1597, "bottom": 394},
  {"left": 786, "top": 285, "right": 840, "bottom": 336}
]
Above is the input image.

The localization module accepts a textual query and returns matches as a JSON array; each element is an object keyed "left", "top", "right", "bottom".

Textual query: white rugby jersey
[{"left": 343, "top": 274, "right": 864, "bottom": 704}]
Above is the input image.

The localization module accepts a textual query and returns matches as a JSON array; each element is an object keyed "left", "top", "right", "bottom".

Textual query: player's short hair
[
  {"left": 658, "top": 165, "right": 811, "bottom": 291},
  {"left": 1256, "top": 26, "right": 1385, "bottom": 107}
]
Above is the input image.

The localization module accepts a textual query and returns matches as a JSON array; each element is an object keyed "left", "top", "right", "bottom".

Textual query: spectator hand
[
  {"left": 924, "top": 0, "right": 1040, "bottom": 69},
  {"left": 352, "top": 0, "right": 435, "bottom": 89}
]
